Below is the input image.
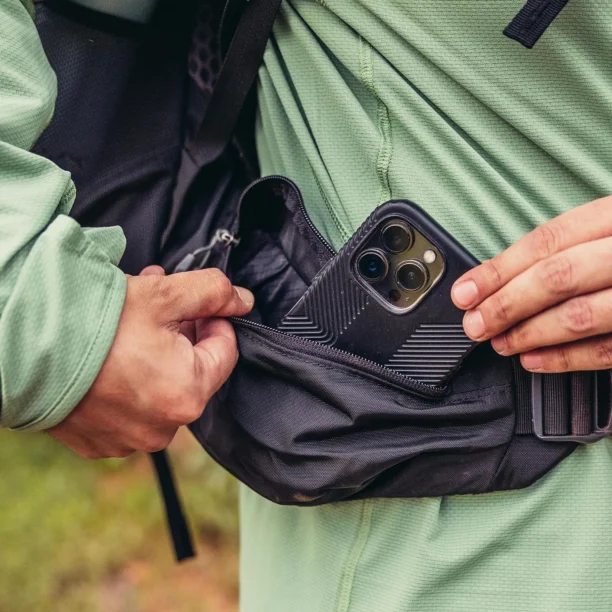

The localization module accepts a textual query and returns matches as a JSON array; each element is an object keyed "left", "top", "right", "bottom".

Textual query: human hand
[
  {"left": 451, "top": 196, "right": 612, "bottom": 373},
  {"left": 49, "top": 266, "right": 254, "bottom": 459}
]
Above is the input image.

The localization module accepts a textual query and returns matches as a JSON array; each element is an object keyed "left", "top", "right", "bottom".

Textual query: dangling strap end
[{"left": 504, "top": 0, "right": 570, "bottom": 49}]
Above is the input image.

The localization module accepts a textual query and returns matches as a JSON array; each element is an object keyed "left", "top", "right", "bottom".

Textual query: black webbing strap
[
  {"left": 188, "top": 0, "right": 282, "bottom": 168},
  {"left": 514, "top": 364, "right": 612, "bottom": 442},
  {"left": 542, "top": 374, "right": 570, "bottom": 435},
  {"left": 504, "top": 0, "right": 570, "bottom": 48},
  {"left": 155, "top": 0, "right": 281, "bottom": 561},
  {"left": 150, "top": 450, "right": 195, "bottom": 562},
  {"left": 570, "top": 372, "right": 593, "bottom": 436},
  {"left": 169, "top": 0, "right": 283, "bottom": 237},
  {"left": 513, "top": 359, "right": 533, "bottom": 434}
]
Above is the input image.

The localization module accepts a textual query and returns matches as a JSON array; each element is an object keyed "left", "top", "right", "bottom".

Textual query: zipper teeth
[
  {"left": 236, "top": 177, "right": 444, "bottom": 395},
  {"left": 247, "top": 175, "right": 336, "bottom": 257},
  {"left": 232, "top": 316, "right": 446, "bottom": 396}
]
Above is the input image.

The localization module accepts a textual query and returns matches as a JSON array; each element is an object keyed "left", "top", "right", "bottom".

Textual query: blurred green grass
[{"left": 0, "top": 428, "right": 239, "bottom": 612}]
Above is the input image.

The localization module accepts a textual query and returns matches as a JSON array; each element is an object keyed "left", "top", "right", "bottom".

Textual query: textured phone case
[{"left": 278, "top": 201, "right": 479, "bottom": 385}]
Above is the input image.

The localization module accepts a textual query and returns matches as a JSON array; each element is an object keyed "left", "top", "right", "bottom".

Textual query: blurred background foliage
[{"left": 0, "top": 428, "right": 239, "bottom": 612}]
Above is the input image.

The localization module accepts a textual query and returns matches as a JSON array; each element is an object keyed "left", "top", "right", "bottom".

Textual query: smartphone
[{"left": 278, "top": 200, "right": 480, "bottom": 386}]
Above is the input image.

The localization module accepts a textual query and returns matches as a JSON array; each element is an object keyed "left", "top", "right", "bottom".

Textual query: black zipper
[
  {"left": 231, "top": 316, "right": 447, "bottom": 398},
  {"left": 233, "top": 177, "right": 444, "bottom": 397},
  {"left": 244, "top": 175, "right": 336, "bottom": 258}
]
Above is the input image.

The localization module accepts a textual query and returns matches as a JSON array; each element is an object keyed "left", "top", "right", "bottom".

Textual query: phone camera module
[
  {"left": 381, "top": 223, "right": 412, "bottom": 253},
  {"left": 396, "top": 260, "right": 428, "bottom": 292},
  {"left": 388, "top": 289, "right": 402, "bottom": 303},
  {"left": 357, "top": 250, "right": 389, "bottom": 282}
]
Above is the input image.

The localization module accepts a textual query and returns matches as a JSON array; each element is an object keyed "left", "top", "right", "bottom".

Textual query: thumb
[
  {"left": 152, "top": 268, "right": 254, "bottom": 323},
  {"left": 193, "top": 318, "right": 240, "bottom": 398}
]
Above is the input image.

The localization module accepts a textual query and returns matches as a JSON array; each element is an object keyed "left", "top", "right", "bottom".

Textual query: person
[
  {"left": 0, "top": 0, "right": 254, "bottom": 455},
  {"left": 3, "top": 0, "right": 612, "bottom": 611}
]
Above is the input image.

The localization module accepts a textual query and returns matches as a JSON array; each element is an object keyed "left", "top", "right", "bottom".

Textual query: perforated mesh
[{"left": 188, "top": 2, "right": 222, "bottom": 94}]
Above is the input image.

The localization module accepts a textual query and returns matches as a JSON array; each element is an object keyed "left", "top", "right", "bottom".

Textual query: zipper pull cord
[{"left": 173, "top": 229, "right": 240, "bottom": 274}]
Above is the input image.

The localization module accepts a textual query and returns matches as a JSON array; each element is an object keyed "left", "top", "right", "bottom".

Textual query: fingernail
[
  {"left": 452, "top": 280, "right": 479, "bottom": 308},
  {"left": 463, "top": 310, "right": 486, "bottom": 339},
  {"left": 235, "top": 287, "right": 255, "bottom": 308},
  {"left": 491, "top": 334, "right": 508, "bottom": 355},
  {"left": 522, "top": 352, "right": 542, "bottom": 371}
]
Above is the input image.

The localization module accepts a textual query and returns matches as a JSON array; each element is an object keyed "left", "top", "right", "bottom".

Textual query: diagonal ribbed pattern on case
[
  {"left": 278, "top": 263, "right": 369, "bottom": 344},
  {"left": 278, "top": 209, "right": 379, "bottom": 344},
  {"left": 386, "top": 323, "right": 473, "bottom": 384}
]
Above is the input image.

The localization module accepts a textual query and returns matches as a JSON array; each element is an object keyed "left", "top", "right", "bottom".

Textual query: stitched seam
[
  {"left": 312, "top": 164, "right": 351, "bottom": 244},
  {"left": 334, "top": 500, "right": 374, "bottom": 612},
  {"left": 377, "top": 97, "right": 393, "bottom": 203},
  {"left": 359, "top": 36, "right": 393, "bottom": 204},
  {"left": 240, "top": 328, "right": 514, "bottom": 402},
  {"left": 241, "top": 329, "right": 443, "bottom": 398}
]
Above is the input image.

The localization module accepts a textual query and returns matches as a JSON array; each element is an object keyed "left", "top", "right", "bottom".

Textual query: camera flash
[{"left": 423, "top": 249, "right": 436, "bottom": 264}]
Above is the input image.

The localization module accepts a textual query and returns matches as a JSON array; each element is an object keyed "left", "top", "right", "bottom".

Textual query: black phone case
[{"left": 278, "top": 200, "right": 480, "bottom": 386}]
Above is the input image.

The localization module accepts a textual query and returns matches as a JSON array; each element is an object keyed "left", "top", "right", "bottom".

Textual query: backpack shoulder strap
[
  {"left": 188, "top": 0, "right": 282, "bottom": 168},
  {"left": 156, "top": 0, "right": 282, "bottom": 562},
  {"left": 169, "top": 0, "right": 283, "bottom": 228}
]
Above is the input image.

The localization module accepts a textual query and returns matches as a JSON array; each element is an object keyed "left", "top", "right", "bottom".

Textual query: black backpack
[{"left": 34, "top": 0, "right": 611, "bottom": 560}]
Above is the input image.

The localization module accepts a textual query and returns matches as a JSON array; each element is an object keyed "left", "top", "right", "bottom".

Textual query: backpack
[{"left": 33, "top": 0, "right": 611, "bottom": 560}]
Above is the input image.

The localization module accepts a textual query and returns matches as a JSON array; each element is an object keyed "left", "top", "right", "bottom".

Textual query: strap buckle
[{"left": 532, "top": 371, "right": 612, "bottom": 442}]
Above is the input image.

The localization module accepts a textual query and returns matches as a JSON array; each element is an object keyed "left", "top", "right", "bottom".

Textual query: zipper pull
[{"left": 173, "top": 229, "right": 240, "bottom": 274}]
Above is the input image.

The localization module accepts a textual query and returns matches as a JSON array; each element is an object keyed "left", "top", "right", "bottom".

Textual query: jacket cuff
[{"left": 0, "top": 215, "right": 127, "bottom": 431}]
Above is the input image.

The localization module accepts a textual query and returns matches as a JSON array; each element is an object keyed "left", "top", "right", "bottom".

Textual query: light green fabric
[
  {"left": 0, "top": 0, "right": 126, "bottom": 431},
  {"left": 243, "top": 1, "right": 612, "bottom": 611}
]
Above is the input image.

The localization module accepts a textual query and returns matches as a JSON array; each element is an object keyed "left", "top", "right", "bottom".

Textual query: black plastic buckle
[{"left": 532, "top": 372, "right": 612, "bottom": 442}]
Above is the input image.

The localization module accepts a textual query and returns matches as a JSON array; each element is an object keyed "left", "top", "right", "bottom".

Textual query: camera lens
[
  {"left": 381, "top": 223, "right": 412, "bottom": 253},
  {"left": 396, "top": 260, "right": 428, "bottom": 292},
  {"left": 357, "top": 250, "right": 389, "bottom": 282}
]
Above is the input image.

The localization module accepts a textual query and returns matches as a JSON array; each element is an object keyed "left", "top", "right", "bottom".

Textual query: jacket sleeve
[{"left": 0, "top": 0, "right": 128, "bottom": 431}]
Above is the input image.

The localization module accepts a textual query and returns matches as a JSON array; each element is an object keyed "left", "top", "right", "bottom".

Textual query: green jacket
[
  {"left": 4, "top": 1, "right": 612, "bottom": 611},
  {"left": 244, "top": 2, "right": 612, "bottom": 611},
  {"left": 0, "top": 0, "right": 126, "bottom": 431}
]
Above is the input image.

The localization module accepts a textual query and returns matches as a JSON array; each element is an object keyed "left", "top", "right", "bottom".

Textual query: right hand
[{"left": 48, "top": 267, "right": 254, "bottom": 459}]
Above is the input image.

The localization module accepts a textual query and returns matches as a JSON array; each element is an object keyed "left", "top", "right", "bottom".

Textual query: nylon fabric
[
  {"left": 189, "top": 0, "right": 282, "bottom": 169},
  {"left": 241, "top": 441, "right": 612, "bottom": 612},
  {"left": 543, "top": 375, "right": 569, "bottom": 435},
  {"left": 34, "top": 0, "right": 194, "bottom": 275},
  {"left": 244, "top": 1, "right": 612, "bottom": 611},
  {"left": 571, "top": 372, "right": 592, "bottom": 436},
  {"left": 512, "top": 358, "right": 533, "bottom": 434},
  {"left": 195, "top": 176, "right": 573, "bottom": 505}
]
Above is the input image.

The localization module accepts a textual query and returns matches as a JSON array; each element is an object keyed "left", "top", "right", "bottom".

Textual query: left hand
[{"left": 451, "top": 196, "right": 612, "bottom": 373}]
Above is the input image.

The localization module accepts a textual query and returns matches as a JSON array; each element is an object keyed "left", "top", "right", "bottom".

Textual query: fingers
[
  {"left": 48, "top": 427, "right": 137, "bottom": 460},
  {"left": 149, "top": 269, "right": 254, "bottom": 323},
  {"left": 49, "top": 425, "right": 175, "bottom": 459},
  {"left": 193, "top": 318, "right": 239, "bottom": 398},
  {"left": 452, "top": 196, "right": 612, "bottom": 310},
  {"left": 140, "top": 265, "right": 166, "bottom": 277},
  {"left": 461, "top": 237, "right": 612, "bottom": 341},
  {"left": 520, "top": 334, "right": 612, "bottom": 373},
  {"left": 194, "top": 316, "right": 233, "bottom": 343},
  {"left": 51, "top": 266, "right": 246, "bottom": 462},
  {"left": 180, "top": 320, "right": 196, "bottom": 344},
  {"left": 491, "top": 287, "right": 612, "bottom": 356}
]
